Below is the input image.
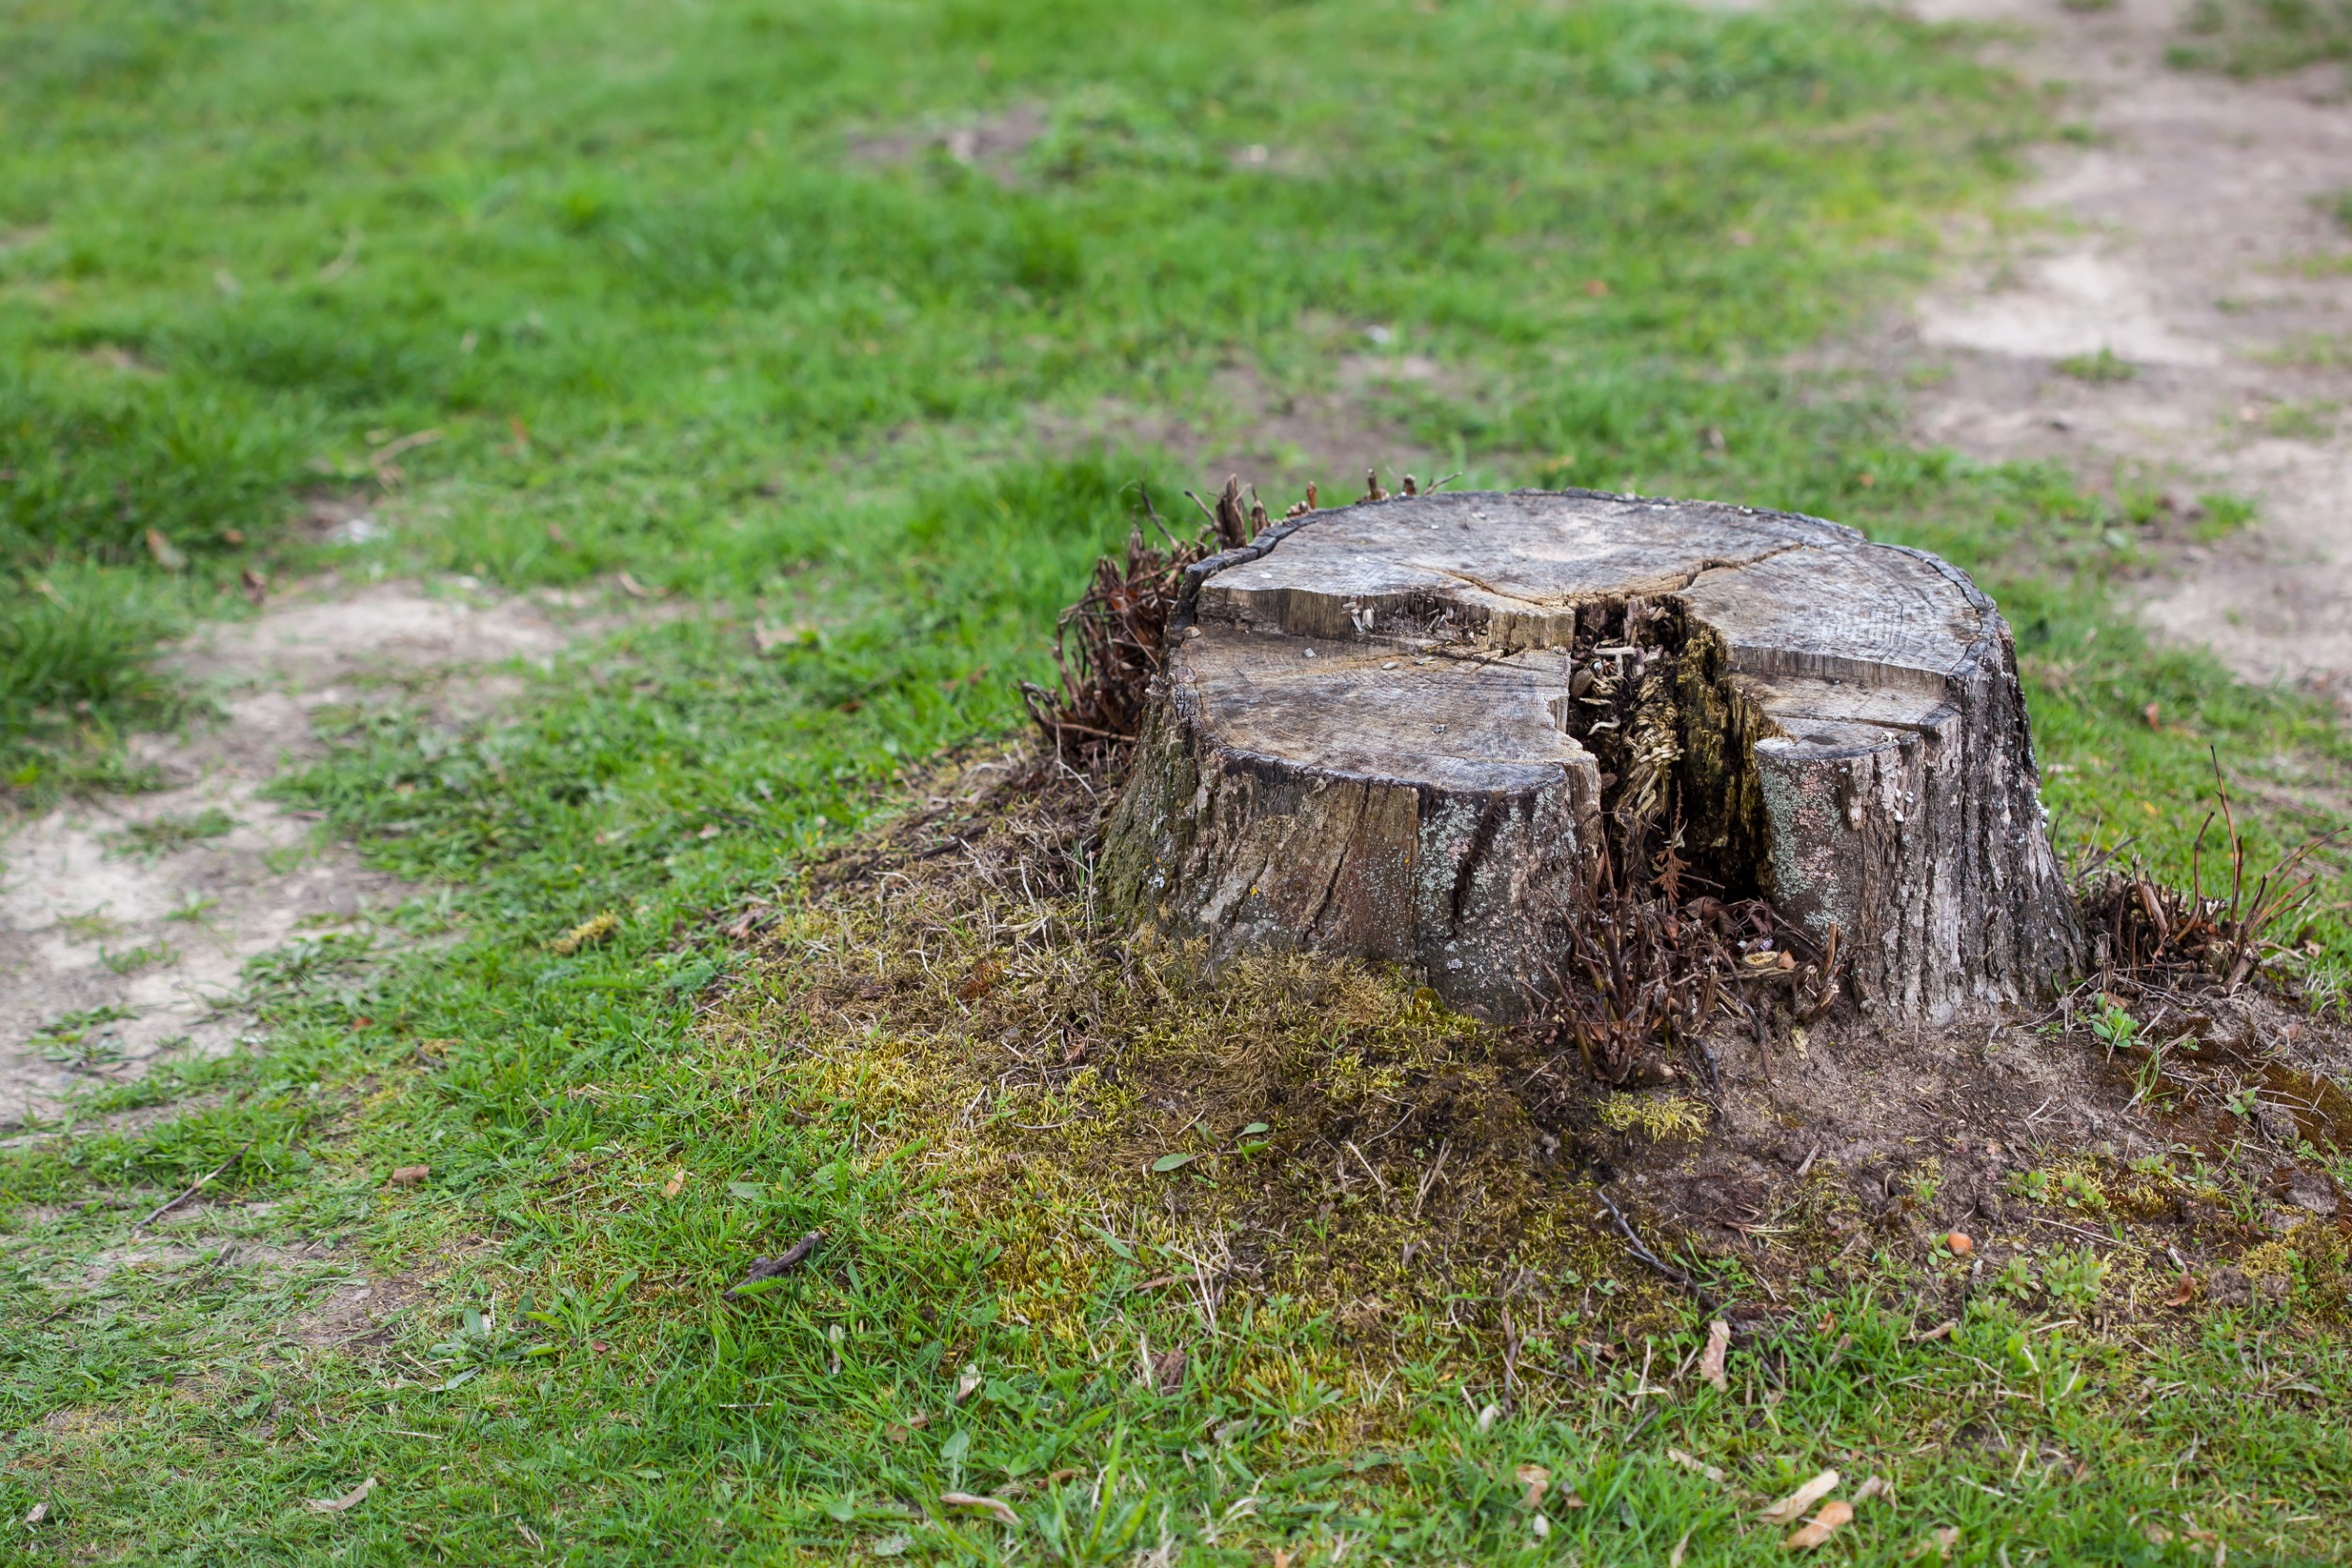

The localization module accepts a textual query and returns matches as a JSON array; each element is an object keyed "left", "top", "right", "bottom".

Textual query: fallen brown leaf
[
  {"left": 1149, "top": 1348, "right": 1187, "bottom": 1396},
  {"left": 957, "top": 958, "right": 1003, "bottom": 1001},
  {"left": 388, "top": 1166, "right": 430, "bottom": 1186},
  {"left": 1699, "top": 1319, "right": 1731, "bottom": 1391},
  {"left": 1560, "top": 1489, "right": 1588, "bottom": 1510},
  {"left": 1669, "top": 1527, "right": 1693, "bottom": 1567},
  {"left": 1935, "top": 1525, "right": 1962, "bottom": 1560},
  {"left": 663, "top": 1168, "right": 686, "bottom": 1199},
  {"left": 1761, "top": 1470, "right": 1841, "bottom": 1526},
  {"left": 1515, "top": 1464, "right": 1549, "bottom": 1509},
  {"left": 941, "top": 1491, "right": 1018, "bottom": 1529},
  {"left": 1911, "top": 1319, "right": 1958, "bottom": 1342},
  {"left": 2166, "top": 1274, "right": 2199, "bottom": 1307},
  {"left": 1787, "top": 1500, "right": 1854, "bottom": 1550},
  {"left": 305, "top": 1476, "right": 378, "bottom": 1515}
]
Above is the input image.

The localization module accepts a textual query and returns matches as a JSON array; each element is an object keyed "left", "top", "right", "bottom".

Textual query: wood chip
[
  {"left": 722, "top": 1230, "right": 824, "bottom": 1298},
  {"left": 1699, "top": 1319, "right": 1731, "bottom": 1391},
  {"left": 1760, "top": 1470, "right": 1840, "bottom": 1526},
  {"left": 941, "top": 1491, "right": 1018, "bottom": 1529},
  {"left": 306, "top": 1476, "right": 378, "bottom": 1514},
  {"left": 1786, "top": 1500, "right": 1854, "bottom": 1549}
]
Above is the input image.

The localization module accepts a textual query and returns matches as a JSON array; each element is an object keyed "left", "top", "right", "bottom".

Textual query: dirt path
[
  {"left": 1896, "top": 0, "right": 2352, "bottom": 702},
  {"left": 0, "top": 577, "right": 601, "bottom": 1132}
]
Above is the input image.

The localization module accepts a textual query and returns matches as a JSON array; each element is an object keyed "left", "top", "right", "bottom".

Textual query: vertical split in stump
[{"left": 1100, "top": 490, "right": 2083, "bottom": 1023}]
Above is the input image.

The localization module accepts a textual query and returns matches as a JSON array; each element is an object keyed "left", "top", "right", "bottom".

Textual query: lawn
[{"left": 4, "top": 0, "right": 2351, "bottom": 1561}]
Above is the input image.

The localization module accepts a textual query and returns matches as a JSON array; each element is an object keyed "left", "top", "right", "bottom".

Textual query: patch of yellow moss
[{"left": 1598, "top": 1092, "right": 1711, "bottom": 1142}]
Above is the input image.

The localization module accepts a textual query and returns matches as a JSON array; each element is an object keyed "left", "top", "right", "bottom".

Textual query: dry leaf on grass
[
  {"left": 1699, "top": 1318, "right": 1731, "bottom": 1391},
  {"left": 388, "top": 1166, "right": 430, "bottom": 1186},
  {"left": 1934, "top": 1525, "right": 1962, "bottom": 1560},
  {"left": 2166, "top": 1274, "right": 2199, "bottom": 1307},
  {"left": 1787, "top": 1500, "right": 1854, "bottom": 1549},
  {"left": 1912, "top": 1320, "right": 1958, "bottom": 1343},
  {"left": 1515, "top": 1464, "right": 1549, "bottom": 1508},
  {"left": 1760, "top": 1470, "right": 1840, "bottom": 1526},
  {"left": 24, "top": 1503, "right": 47, "bottom": 1526},
  {"left": 663, "top": 1168, "right": 687, "bottom": 1199},
  {"left": 1667, "top": 1448, "right": 1726, "bottom": 1484},
  {"left": 1669, "top": 1526, "right": 1693, "bottom": 1566},
  {"left": 941, "top": 1491, "right": 1018, "bottom": 1529},
  {"left": 306, "top": 1477, "right": 378, "bottom": 1515},
  {"left": 1854, "top": 1475, "right": 1892, "bottom": 1506}
]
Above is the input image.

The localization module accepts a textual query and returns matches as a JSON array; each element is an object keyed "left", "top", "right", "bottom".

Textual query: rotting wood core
[
  {"left": 1555, "top": 596, "right": 1775, "bottom": 905},
  {"left": 1101, "top": 489, "right": 2085, "bottom": 1024}
]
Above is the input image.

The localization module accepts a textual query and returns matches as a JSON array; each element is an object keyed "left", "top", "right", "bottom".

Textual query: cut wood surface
[{"left": 1101, "top": 489, "right": 2084, "bottom": 1021}]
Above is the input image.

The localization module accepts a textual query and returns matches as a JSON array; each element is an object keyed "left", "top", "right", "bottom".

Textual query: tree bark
[{"left": 1099, "top": 489, "right": 2083, "bottom": 1022}]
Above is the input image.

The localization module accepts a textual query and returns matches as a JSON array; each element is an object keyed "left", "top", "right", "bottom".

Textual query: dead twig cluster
[
  {"left": 2077, "top": 758, "right": 2339, "bottom": 996},
  {"left": 1537, "top": 884, "right": 1842, "bottom": 1089},
  {"left": 1020, "top": 475, "right": 1331, "bottom": 778}
]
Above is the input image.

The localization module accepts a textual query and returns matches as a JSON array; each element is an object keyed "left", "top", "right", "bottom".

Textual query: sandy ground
[
  {"left": 1894, "top": 0, "right": 2352, "bottom": 701},
  {"left": 0, "top": 574, "right": 599, "bottom": 1130}
]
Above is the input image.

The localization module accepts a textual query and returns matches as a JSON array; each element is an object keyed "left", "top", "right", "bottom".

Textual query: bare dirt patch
[
  {"left": 1043, "top": 354, "right": 1450, "bottom": 501},
  {"left": 1888, "top": 0, "right": 2352, "bottom": 701},
  {"left": 289, "top": 1269, "right": 430, "bottom": 1352},
  {"left": 850, "top": 104, "right": 1048, "bottom": 187},
  {"left": 0, "top": 574, "right": 619, "bottom": 1129}
]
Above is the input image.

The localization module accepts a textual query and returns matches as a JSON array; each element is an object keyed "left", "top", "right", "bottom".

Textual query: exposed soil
[
  {"left": 1891, "top": 0, "right": 2352, "bottom": 703},
  {"left": 1040, "top": 354, "right": 1446, "bottom": 502},
  {"left": 0, "top": 573, "right": 614, "bottom": 1130}
]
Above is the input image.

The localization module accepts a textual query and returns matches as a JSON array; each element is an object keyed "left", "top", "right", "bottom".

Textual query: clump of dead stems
[
  {"left": 1536, "top": 878, "right": 1842, "bottom": 1091},
  {"left": 2077, "top": 760, "right": 2340, "bottom": 997},
  {"left": 1021, "top": 475, "right": 1319, "bottom": 777}
]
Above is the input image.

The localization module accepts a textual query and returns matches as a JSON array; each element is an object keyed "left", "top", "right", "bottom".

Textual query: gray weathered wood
[{"left": 1100, "top": 489, "right": 2083, "bottom": 1022}]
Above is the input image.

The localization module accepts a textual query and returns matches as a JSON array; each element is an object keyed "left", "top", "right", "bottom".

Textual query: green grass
[
  {"left": 2169, "top": 0, "right": 2352, "bottom": 75},
  {"left": 3, "top": 0, "right": 2351, "bottom": 1561}
]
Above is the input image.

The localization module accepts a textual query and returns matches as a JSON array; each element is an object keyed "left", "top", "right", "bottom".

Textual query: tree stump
[{"left": 1100, "top": 490, "right": 2083, "bottom": 1023}]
